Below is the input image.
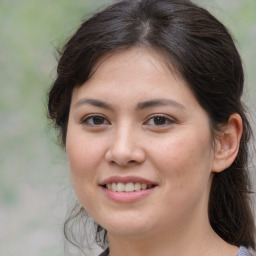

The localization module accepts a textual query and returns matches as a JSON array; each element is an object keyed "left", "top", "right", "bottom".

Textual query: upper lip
[{"left": 99, "top": 176, "right": 158, "bottom": 186}]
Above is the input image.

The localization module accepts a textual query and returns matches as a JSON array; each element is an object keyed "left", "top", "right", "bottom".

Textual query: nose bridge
[
  {"left": 113, "top": 121, "right": 136, "bottom": 156},
  {"left": 105, "top": 120, "right": 145, "bottom": 166}
]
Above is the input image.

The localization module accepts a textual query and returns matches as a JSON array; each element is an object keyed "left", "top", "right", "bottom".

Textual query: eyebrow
[
  {"left": 136, "top": 99, "right": 186, "bottom": 110},
  {"left": 75, "top": 98, "right": 113, "bottom": 110},
  {"left": 74, "top": 98, "right": 186, "bottom": 110}
]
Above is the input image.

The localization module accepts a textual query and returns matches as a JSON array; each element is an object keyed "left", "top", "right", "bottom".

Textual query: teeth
[
  {"left": 112, "top": 183, "right": 117, "bottom": 192},
  {"left": 116, "top": 182, "right": 125, "bottom": 192},
  {"left": 141, "top": 183, "right": 147, "bottom": 190},
  {"left": 134, "top": 182, "right": 141, "bottom": 191},
  {"left": 106, "top": 182, "right": 153, "bottom": 192},
  {"left": 125, "top": 182, "right": 134, "bottom": 192}
]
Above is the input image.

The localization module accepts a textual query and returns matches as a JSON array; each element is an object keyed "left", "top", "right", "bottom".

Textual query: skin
[{"left": 66, "top": 47, "right": 242, "bottom": 256}]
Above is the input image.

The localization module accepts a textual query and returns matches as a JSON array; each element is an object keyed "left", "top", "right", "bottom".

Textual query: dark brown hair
[{"left": 48, "top": 0, "right": 255, "bottom": 252}]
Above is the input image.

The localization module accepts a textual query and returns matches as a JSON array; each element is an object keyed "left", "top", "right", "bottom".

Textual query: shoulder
[
  {"left": 98, "top": 248, "right": 109, "bottom": 256},
  {"left": 237, "top": 246, "right": 256, "bottom": 256}
]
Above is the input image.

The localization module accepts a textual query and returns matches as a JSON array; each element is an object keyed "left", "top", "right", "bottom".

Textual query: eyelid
[
  {"left": 144, "top": 114, "right": 176, "bottom": 126},
  {"left": 81, "top": 114, "right": 110, "bottom": 126}
]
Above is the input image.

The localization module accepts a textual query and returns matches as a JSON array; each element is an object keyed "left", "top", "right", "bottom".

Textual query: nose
[{"left": 104, "top": 124, "right": 146, "bottom": 167}]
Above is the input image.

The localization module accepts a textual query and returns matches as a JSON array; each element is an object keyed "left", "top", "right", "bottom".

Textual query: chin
[{"left": 97, "top": 212, "right": 154, "bottom": 237}]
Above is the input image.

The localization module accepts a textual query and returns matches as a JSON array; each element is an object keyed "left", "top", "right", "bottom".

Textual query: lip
[
  {"left": 101, "top": 187, "right": 156, "bottom": 202},
  {"left": 99, "top": 176, "right": 158, "bottom": 203},
  {"left": 99, "top": 176, "right": 158, "bottom": 186}
]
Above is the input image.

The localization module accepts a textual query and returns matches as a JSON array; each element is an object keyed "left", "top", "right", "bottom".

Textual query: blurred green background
[{"left": 0, "top": 0, "right": 255, "bottom": 255}]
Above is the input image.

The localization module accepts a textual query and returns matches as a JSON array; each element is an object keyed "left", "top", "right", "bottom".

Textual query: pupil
[
  {"left": 154, "top": 116, "right": 166, "bottom": 125},
  {"left": 93, "top": 116, "right": 104, "bottom": 124}
]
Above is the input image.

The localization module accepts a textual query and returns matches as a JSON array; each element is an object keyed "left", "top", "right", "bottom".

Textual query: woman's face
[{"left": 66, "top": 48, "right": 217, "bottom": 238}]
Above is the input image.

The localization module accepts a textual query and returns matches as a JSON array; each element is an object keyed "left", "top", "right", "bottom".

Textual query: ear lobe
[{"left": 212, "top": 113, "right": 243, "bottom": 173}]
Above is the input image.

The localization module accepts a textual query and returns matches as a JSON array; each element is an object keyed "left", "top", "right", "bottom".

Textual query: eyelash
[
  {"left": 81, "top": 114, "right": 110, "bottom": 126},
  {"left": 81, "top": 114, "right": 175, "bottom": 127},
  {"left": 144, "top": 115, "right": 175, "bottom": 126}
]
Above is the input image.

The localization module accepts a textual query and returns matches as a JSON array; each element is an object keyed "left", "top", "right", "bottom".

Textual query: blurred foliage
[
  {"left": 0, "top": 0, "right": 112, "bottom": 204},
  {"left": 0, "top": 0, "right": 255, "bottom": 255}
]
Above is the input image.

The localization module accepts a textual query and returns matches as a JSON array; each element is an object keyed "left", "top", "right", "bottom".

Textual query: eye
[
  {"left": 145, "top": 115, "right": 174, "bottom": 126},
  {"left": 81, "top": 115, "right": 110, "bottom": 126}
]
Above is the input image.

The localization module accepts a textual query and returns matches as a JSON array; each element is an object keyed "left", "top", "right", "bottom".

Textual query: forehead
[
  {"left": 76, "top": 47, "right": 189, "bottom": 100},
  {"left": 89, "top": 47, "right": 181, "bottom": 82},
  {"left": 70, "top": 47, "right": 201, "bottom": 114}
]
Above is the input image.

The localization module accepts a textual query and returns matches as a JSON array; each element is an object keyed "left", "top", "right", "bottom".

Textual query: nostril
[{"left": 108, "top": 159, "right": 138, "bottom": 167}]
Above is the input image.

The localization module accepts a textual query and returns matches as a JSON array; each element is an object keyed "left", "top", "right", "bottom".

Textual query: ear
[{"left": 212, "top": 113, "right": 243, "bottom": 173}]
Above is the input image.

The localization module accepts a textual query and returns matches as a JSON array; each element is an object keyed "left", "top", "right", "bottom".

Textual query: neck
[{"left": 108, "top": 219, "right": 204, "bottom": 256}]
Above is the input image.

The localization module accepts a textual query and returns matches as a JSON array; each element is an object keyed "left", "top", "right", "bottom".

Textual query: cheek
[
  {"left": 66, "top": 133, "right": 103, "bottom": 211},
  {"left": 66, "top": 132, "right": 104, "bottom": 180},
  {"left": 154, "top": 134, "right": 213, "bottom": 217},
  {"left": 150, "top": 131, "right": 213, "bottom": 188}
]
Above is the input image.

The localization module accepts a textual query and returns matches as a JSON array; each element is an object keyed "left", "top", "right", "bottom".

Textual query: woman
[{"left": 48, "top": 0, "right": 255, "bottom": 255}]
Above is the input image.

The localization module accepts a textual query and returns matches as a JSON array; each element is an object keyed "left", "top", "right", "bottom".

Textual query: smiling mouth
[{"left": 102, "top": 182, "right": 157, "bottom": 192}]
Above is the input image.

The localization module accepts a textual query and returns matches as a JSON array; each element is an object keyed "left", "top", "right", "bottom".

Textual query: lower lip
[{"left": 101, "top": 186, "right": 156, "bottom": 202}]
